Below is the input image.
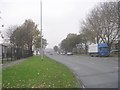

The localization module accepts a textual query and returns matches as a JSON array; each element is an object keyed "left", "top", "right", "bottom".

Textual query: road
[{"left": 45, "top": 50, "right": 119, "bottom": 88}]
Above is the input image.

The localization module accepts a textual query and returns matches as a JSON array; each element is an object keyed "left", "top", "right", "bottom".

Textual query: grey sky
[{"left": 0, "top": 0, "right": 103, "bottom": 48}]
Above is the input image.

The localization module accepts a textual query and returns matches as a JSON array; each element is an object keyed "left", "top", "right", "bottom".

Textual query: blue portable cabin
[{"left": 98, "top": 43, "right": 110, "bottom": 56}]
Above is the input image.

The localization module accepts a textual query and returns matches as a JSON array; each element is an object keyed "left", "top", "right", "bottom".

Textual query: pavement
[
  {"left": 2, "top": 58, "right": 28, "bottom": 68},
  {"left": 45, "top": 50, "right": 119, "bottom": 88}
]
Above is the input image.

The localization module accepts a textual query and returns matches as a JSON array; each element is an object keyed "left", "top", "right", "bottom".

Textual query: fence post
[
  {"left": 13, "top": 47, "right": 15, "bottom": 60},
  {"left": 11, "top": 46, "right": 12, "bottom": 61},
  {"left": 2, "top": 45, "right": 3, "bottom": 64},
  {"left": 7, "top": 47, "right": 8, "bottom": 61}
]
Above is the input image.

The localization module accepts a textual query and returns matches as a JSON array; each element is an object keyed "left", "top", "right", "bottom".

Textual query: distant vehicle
[
  {"left": 60, "top": 52, "right": 66, "bottom": 55},
  {"left": 49, "top": 53, "right": 53, "bottom": 55},
  {"left": 67, "top": 52, "right": 73, "bottom": 55},
  {"left": 57, "top": 51, "right": 60, "bottom": 54},
  {"left": 88, "top": 43, "right": 110, "bottom": 57}
]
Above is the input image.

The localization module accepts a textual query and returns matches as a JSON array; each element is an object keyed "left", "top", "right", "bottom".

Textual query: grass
[
  {"left": 2, "top": 56, "right": 80, "bottom": 88},
  {"left": 0, "top": 66, "right": 1, "bottom": 89}
]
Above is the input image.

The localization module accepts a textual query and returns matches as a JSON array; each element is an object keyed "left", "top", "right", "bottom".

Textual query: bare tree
[
  {"left": 81, "top": 2, "right": 118, "bottom": 51},
  {"left": 1, "top": 25, "right": 17, "bottom": 44}
]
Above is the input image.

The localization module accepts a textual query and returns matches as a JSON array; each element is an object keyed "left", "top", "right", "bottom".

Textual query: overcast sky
[{"left": 0, "top": 0, "right": 106, "bottom": 48}]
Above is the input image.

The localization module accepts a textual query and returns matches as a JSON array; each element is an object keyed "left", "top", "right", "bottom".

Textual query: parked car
[
  {"left": 67, "top": 52, "right": 73, "bottom": 55},
  {"left": 60, "top": 52, "right": 66, "bottom": 55}
]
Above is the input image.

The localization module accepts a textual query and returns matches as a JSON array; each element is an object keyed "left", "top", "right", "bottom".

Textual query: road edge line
[{"left": 72, "top": 71, "right": 86, "bottom": 89}]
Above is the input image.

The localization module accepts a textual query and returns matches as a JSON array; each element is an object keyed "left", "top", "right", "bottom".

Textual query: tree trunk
[
  {"left": 85, "top": 43, "right": 88, "bottom": 55},
  {"left": 107, "top": 43, "right": 112, "bottom": 52}
]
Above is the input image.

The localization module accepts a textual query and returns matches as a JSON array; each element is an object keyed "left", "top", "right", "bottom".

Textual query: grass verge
[{"left": 2, "top": 56, "right": 80, "bottom": 88}]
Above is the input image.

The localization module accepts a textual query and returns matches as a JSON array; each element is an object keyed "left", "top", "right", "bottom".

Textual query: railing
[{"left": 1, "top": 45, "right": 32, "bottom": 64}]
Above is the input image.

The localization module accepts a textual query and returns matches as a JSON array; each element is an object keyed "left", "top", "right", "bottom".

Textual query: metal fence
[{"left": 1, "top": 44, "right": 32, "bottom": 64}]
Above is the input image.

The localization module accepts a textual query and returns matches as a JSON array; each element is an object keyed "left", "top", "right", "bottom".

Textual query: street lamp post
[
  {"left": 0, "top": 11, "right": 5, "bottom": 64},
  {"left": 40, "top": 0, "right": 43, "bottom": 60},
  {"left": 0, "top": 25, "right": 4, "bottom": 64}
]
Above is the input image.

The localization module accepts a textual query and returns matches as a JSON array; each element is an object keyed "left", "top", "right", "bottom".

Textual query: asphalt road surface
[{"left": 45, "top": 50, "right": 119, "bottom": 88}]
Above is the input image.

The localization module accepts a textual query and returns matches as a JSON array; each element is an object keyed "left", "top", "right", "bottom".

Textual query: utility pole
[
  {"left": 0, "top": 11, "right": 4, "bottom": 64},
  {"left": 40, "top": 0, "right": 43, "bottom": 60}
]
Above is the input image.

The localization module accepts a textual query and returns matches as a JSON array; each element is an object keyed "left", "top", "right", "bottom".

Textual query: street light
[
  {"left": 40, "top": 0, "right": 43, "bottom": 60},
  {"left": 0, "top": 25, "right": 4, "bottom": 64}
]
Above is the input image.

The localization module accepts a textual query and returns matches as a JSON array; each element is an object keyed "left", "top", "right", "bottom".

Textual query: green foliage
[
  {"left": 2, "top": 56, "right": 80, "bottom": 88},
  {"left": 34, "top": 37, "right": 47, "bottom": 48},
  {"left": 9, "top": 19, "right": 47, "bottom": 55},
  {"left": 60, "top": 33, "right": 77, "bottom": 52},
  {"left": 60, "top": 33, "right": 87, "bottom": 52},
  {"left": 10, "top": 19, "right": 39, "bottom": 48},
  {"left": 53, "top": 45, "right": 59, "bottom": 52}
]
